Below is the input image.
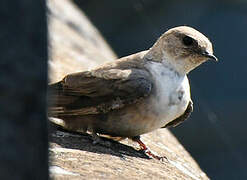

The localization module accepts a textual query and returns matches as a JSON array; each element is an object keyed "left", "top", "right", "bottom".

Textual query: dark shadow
[{"left": 49, "top": 122, "right": 149, "bottom": 160}]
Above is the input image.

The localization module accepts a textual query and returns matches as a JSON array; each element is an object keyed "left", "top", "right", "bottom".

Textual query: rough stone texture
[
  {"left": 47, "top": 0, "right": 116, "bottom": 83},
  {"left": 50, "top": 128, "right": 208, "bottom": 180},
  {"left": 48, "top": 0, "right": 209, "bottom": 179},
  {"left": 0, "top": 0, "right": 48, "bottom": 179}
]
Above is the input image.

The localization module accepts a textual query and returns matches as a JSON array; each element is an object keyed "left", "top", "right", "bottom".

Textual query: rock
[
  {"left": 48, "top": 0, "right": 209, "bottom": 179},
  {"left": 47, "top": 0, "right": 116, "bottom": 83}
]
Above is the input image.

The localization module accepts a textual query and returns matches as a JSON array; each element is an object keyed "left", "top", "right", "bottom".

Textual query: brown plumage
[{"left": 48, "top": 26, "right": 217, "bottom": 159}]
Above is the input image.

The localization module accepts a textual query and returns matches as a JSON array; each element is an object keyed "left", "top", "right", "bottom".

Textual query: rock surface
[
  {"left": 47, "top": 0, "right": 116, "bottom": 83},
  {"left": 48, "top": 0, "right": 209, "bottom": 179}
]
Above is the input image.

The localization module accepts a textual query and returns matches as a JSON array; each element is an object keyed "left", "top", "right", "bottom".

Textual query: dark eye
[{"left": 182, "top": 36, "right": 194, "bottom": 46}]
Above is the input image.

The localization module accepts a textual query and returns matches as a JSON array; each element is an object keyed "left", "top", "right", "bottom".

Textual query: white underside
[{"left": 146, "top": 61, "right": 191, "bottom": 129}]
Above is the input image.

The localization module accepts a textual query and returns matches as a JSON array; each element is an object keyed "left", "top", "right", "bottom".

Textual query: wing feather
[{"left": 48, "top": 68, "right": 153, "bottom": 117}]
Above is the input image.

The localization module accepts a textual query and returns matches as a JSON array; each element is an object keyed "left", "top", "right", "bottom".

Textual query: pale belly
[
  {"left": 94, "top": 62, "right": 191, "bottom": 137},
  {"left": 139, "top": 61, "right": 191, "bottom": 132},
  {"left": 97, "top": 91, "right": 190, "bottom": 137},
  {"left": 143, "top": 86, "right": 190, "bottom": 131}
]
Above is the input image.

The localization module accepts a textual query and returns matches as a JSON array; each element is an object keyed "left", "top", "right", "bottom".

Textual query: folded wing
[{"left": 48, "top": 68, "right": 153, "bottom": 118}]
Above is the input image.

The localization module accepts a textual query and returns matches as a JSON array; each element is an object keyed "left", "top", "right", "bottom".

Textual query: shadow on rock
[{"left": 49, "top": 122, "right": 149, "bottom": 160}]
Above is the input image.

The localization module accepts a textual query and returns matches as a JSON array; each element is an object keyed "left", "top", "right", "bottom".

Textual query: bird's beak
[{"left": 202, "top": 51, "right": 218, "bottom": 61}]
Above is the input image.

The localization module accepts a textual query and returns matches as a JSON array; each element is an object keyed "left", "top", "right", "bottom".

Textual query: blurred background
[{"left": 73, "top": 0, "right": 247, "bottom": 179}]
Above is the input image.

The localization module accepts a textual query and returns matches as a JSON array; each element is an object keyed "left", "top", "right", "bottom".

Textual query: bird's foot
[
  {"left": 141, "top": 149, "right": 168, "bottom": 162},
  {"left": 132, "top": 136, "right": 168, "bottom": 162},
  {"left": 91, "top": 133, "right": 111, "bottom": 147}
]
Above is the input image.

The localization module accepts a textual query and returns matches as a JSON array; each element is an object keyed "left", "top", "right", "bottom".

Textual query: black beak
[{"left": 202, "top": 51, "right": 218, "bottom": 61}]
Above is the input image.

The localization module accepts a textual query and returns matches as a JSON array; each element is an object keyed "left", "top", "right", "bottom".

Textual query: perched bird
[{"left": 48, "top": 26, "right": 217, "bottom": 160}]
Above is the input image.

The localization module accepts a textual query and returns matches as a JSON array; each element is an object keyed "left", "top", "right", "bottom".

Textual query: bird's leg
[
  {"left": 91, "top": 132, "right": 111, "bottom": 147},
  {"left": 131, "top": 136, "right": 167, "bottom": 161}
]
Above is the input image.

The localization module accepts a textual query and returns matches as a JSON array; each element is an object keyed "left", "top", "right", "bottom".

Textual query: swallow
[{"left": 48, "top": 26, "right": 217, "bottom": 160}]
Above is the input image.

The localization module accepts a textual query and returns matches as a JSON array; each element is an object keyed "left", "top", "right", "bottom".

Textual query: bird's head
[{"left": 146, "top": 26, "right": 217, "bottom": 74}]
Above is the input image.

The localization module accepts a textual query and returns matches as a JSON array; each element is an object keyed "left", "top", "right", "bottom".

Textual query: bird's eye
[{"left": 182, "top": 36, "right": 194, "bottom": 46}]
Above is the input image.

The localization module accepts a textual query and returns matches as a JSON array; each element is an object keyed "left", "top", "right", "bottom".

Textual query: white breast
[{"left": 146, "top": 61, "right": 191, "bottom": 128}]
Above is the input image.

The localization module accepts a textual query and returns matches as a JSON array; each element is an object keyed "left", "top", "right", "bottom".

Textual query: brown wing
[
  {"left": 163, "top": 101, "right": 193, "bottom": 128},
  {"left": 48, "top": 68, "right": 153, "bottom": 118}
]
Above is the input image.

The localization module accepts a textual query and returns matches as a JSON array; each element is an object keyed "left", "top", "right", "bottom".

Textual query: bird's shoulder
[
  {"left": 93, "top": 50, "right": 148, "bottom": 72},
  {"left": 48, "top": 50, "right": 153, "bottom": 116},
  {"left": 59, "top": 50, "right": 150, "bottom": 89}
]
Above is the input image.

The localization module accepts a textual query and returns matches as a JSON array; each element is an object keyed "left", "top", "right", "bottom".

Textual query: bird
[{"left": 48, "top": 26, "right": 217, "bottom": 160}]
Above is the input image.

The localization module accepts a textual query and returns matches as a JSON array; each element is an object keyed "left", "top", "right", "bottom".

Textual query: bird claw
[
  {"left": 132, "top": 136, "right": 168, "bottom": 161},
  {"left": 140, "top": 149, "right": 168, "bottom": 162}
]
